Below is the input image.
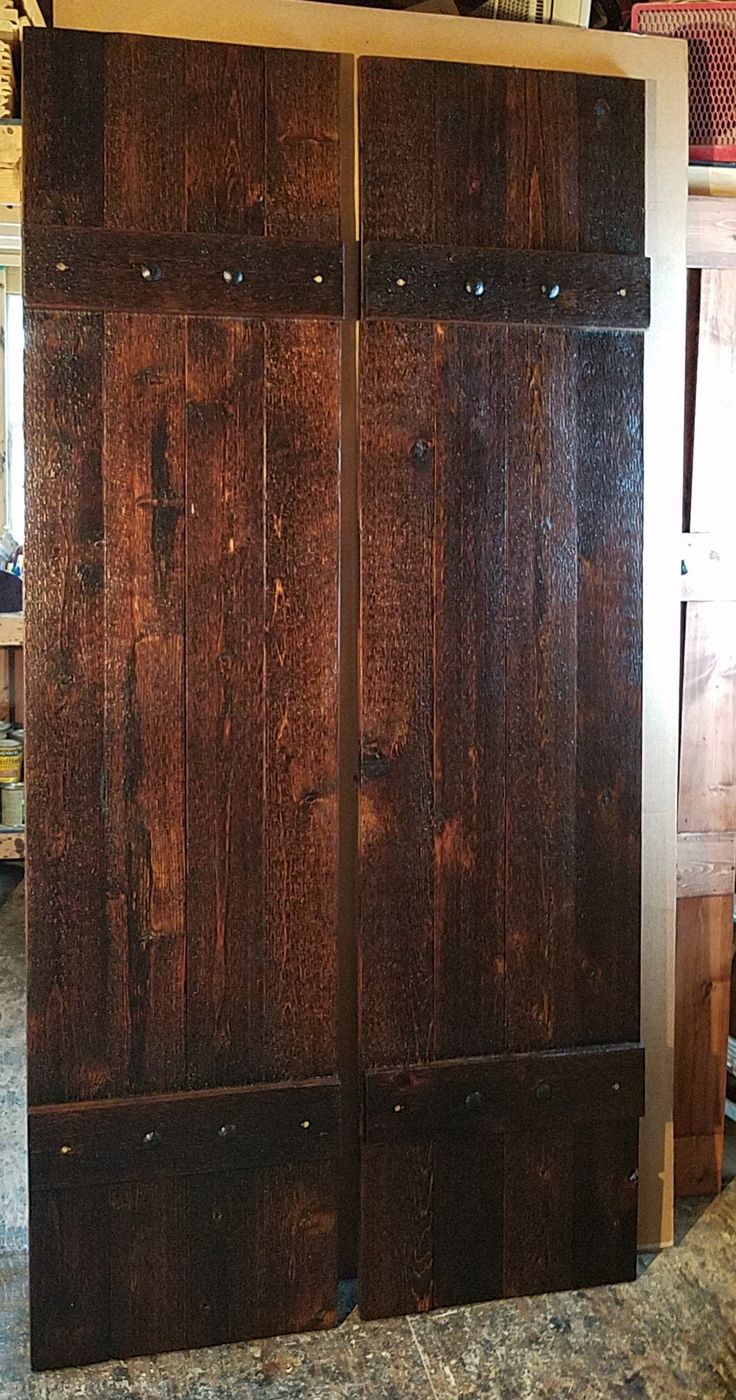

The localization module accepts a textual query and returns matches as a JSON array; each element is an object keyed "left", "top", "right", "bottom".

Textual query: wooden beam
[
  {"left": 677, "top": 832, "right": 736, "bottom": 898},
  {"left": 674, "top": 894, "right": 732, "bottom": 1196},
  {"left": 688, "top": 196, "right": 736, "bottom": 270},
  {"left": 678, "top": 602, "right": 736, "bottom": 834}
]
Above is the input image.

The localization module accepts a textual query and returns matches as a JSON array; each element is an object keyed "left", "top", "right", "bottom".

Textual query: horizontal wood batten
[
  {"left": 24, "top": 228, "right": 345, "bottom": 318},
  {"left": 30, "top": 1077, "right": 340, "bottom": 1189},
  {"left": 364, "top": 1045, "right": 645, "bottom": 1144},
  {"left": 362, "top": 243, "right": 650, "bottom": 328}
]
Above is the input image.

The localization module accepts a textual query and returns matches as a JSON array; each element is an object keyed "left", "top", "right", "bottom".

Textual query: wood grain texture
[
  {"left": 263, "top": 320, "right": 340, "bottom": 1081},
  {"left": 24, "top": 227, "right": 345, "bottom": 319},
  {"left": 104, "top": 314, "right": 187, "bottom": 1098},
  {"left": 679, "top": 602, "right": 736, "bottom": 833},
  {"left": 677, "top": 831, "right": 736, "bottom": 898},
  {"left": 433, "top": 323, "right": 506, "bottom": 1060},
  {"left": 362, "top": 244, "right": 649, "bottom": 328},
  {"left": 185, "top": 319, "right": 265, "bottom": 1090},
  {"left": 574, "top": 329, "right": 643, "bottom": 1046},
  {"left": 674, "top": 895, "right": 732, "bottom": 1196},
  {"left": 691, "top": 271, "right": 736, "bottom": 532},
  {"left": 25, "top": 312, "right": 107, "bottom": 1106},
  {"left": 359, "top": 320, "right": 435, "bottom": 1071},
  {"left": 358, "top": 54, "right": 645, "bottom": 1316},
  {"left": 23, "top": 29, "right": 104, "bottom": 228},
  {"left": 504, "top": 326, "right": 577, "bottom": 1054},
  {"left": 24, "top": 31, "right": 343, "bottom": 1366},
  {"left": 30, "top": 1078, "right": 340, "bottom": 1190}
]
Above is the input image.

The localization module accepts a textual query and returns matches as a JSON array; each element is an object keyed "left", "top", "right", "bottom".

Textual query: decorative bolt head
[
  {"left": 612, "top": 1081, "right": 621, "bottom": 1092},
  {"left": 411, "top": 439, "right": 431, "bottom": 464},
  {"left": 218, "top": 1122, "right": 237, "bottom": 1139},
  {"left": 140, "top": 264, "right": 161, "bottom": 283},
  {"left": 618, "top": 288, "right": 627, "bottom": 297},
  {"left": 300, "top": 1119, "right": 311, "bottom": 1129},
  {"left": 223, "top": 269, "right": 244, "bottom": 286},
  {"left": 59, "top": 1144, "right": 73, "bottom": 1155},
  {"left": 465, "top": 278, "right": 485, "bottom": 297},
  {"left": 393, "top": 1103, "right": 403, "bottom": 1114},
  {"left": 465, "top": 1091, "right": 483, "bottom": 1111},
  {"left": 313, "top": 274, "right": 324, "bottom": 285},
  {"left": 55, "top": 261, "right": 68, "bottom": 273},
  {"left": 545, "top": 284, "right": 560, "bottom": 300},
  {"left": 395, "top": 276, "right": 407, "bottom": 288},
  {"left": 142, "top": 1130, "right": 161, "bottom": 1147},
  {"left": 535, "top": 1083, "right": 552, "bottom": 1102}
]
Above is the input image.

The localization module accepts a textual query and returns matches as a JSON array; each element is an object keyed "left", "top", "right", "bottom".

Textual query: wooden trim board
[{"left": 55, "top": 0, "right": 688, "bottom": 1251}]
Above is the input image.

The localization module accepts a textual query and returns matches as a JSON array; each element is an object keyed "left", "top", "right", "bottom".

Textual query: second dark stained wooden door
[{"left": 358, "top": 58, "right": 646, "bottom": 1316}]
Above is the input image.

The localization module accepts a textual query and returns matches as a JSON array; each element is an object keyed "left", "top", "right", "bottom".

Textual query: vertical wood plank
[
  {"left": 359, "top": 320, "right": 435, "bottom": 1070},
  {"left": 433, "top": 64, "right": 507, "bottom": 248},
  {"left": 504, "top": 327, "right": 577, "bottom": 1054},
  {"left": 104, "top": 314, "right": 186, "bottom": 1096},
  {"left": 264, "top": 49, "right": 341, "bottom": 240},
  {"left": 503, "top": 1130, "right": 574, "bottom": 1297},
  {"left": 571, "top": 1121, "right": 639, "bottom": 1287},
  {"left": 185, "top": 43, "right": 265, "bottom": 235},
  {"left": 188, "top": 1163, "right": 337, "bottom": 1346},
  {"left": 679, "top": 602, "right": 736, "bottom": 833},
  {"left": 23, "top": 30, "right": 104, "bottom": 228},
  {"left": 433, "top": 1130, "right": 504, "bottom": 1308},
  {"left": 29, "top": 1185, "right": 111, "bottom": 1371},
  {"left": 358, "top": 57, "right": 436, "bottom": 243},
  {"left": 104, "top": 35, "right": 186, "bottom": 232},
  {"left": 359, "top": 1144, "right": 433, "bottom": 1320},
  {"left": 505, "top": 70, "right": 579, "bottom": 254},
  {"left": 576, "top": 74, "right": 645, "bottom": 257},
  {"left": 674, "top": 894, "right": 732, "bottom": 1195},
  {"left": 109, "top": 1180, "right": 188, "bottom": 1360},
  {"left": 25, "top": 312, "right": 107, "bottom": 1105},
  {"left": 691, "top": 271, "right": 736, "bottom": 531},
  {"left": 433, "top": 323, "right": 506, "bottom": 1060},
  {"left": 575, "top": 330, "right": 643, "bottom": 1046},
  {"left": 185, "top": 319, "right": 266, "bottom": 1090},
  {"left": 263, "top": 320, "right": 340, "bottom": 1081}
]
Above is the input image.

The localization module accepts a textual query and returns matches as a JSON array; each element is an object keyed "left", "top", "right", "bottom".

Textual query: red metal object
[{"left": 632, "top": 1, "right": 736, "bottom": 163}]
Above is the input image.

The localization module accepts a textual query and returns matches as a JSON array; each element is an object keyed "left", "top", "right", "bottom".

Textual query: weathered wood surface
[
  {"left": 362, "top": 244, "right": 650, "bottom": 327},
  {"left": 24, "top": 30, "right": 341, "bottom": 1366},
  {"left": 24, "top": 228, "right": 345, "bottom": 318},
  {"left": 359, "top": 55, "right": 645, "bottom": 1317}
]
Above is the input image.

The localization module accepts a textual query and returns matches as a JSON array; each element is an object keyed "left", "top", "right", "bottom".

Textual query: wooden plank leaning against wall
[{"left": 676, "top": 218, "right": 736, "bottom": 1195}]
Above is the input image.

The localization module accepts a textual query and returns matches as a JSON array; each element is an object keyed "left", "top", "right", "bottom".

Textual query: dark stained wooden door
[
  {"left": 24, "top": 30, "right": 342, "bottom": 1369},
  {"left": 358, "top": 58, "right": 648, "bottom": 1317}
]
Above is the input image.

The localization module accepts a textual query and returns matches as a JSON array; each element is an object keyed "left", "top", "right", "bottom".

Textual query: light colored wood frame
[{"left": 55, "top": 0, "right": 688, "bottom": 1250}]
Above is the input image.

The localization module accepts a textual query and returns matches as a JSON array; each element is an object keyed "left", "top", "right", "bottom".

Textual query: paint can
[
  {"left": 0, "top": 739, "right": 22, "bottom": 784},
  {"left": 0, "top": 721, "right": 10, "bottom": 740},
  {"left": 1, "top": 781, "right": 23, "bottom": 827}
]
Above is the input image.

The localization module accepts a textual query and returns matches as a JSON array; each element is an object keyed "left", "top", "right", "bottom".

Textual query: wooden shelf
[
  {"left": 0, "top": 612, "right": 22, "bottom": 647},
  {"left": 0, "top": 825, "right": 23, "bottom": 860}
]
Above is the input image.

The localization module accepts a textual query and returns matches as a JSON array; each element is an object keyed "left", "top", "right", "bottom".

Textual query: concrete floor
[{"left": 2, "top": 877, "right": 736, "bottom": 1399}]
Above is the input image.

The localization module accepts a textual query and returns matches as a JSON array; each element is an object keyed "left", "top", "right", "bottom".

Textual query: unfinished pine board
[
  {"left": 674, "top": 894, "right": 733, "bottom": 1196},
  {"left": 681, "top": 533, "right": 736, "bottom": 603},
  {"left": 688, "top": 196, "right": 736, "bottom": 270},
  {"left": 677, "top": 832, "right": 736, "bottom": 898},
  {"left": 691, "top": 271, "right": 736, "bottom": 532},
  {"left": 678, "top": 602, "right": 736, "bottom": 834},
  {"left": 0, "top": 613, "right": 23, "bottom": 647}
]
